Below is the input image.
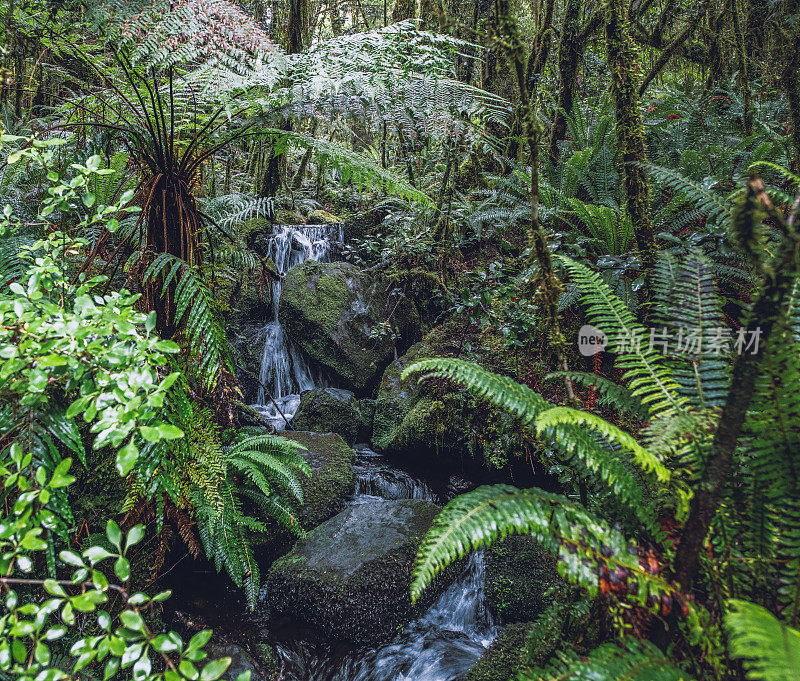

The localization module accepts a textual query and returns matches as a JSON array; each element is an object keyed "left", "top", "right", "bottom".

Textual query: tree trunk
[
  {"left": 605, "top": 0, "right": 657, "bottom": 291},
  {"left": 548, "top": 0, "right": 582, "bottom": 161}
]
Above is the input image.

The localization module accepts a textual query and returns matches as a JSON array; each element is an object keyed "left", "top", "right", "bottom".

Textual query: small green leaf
[{"left": 200, "top": 658, "right": 231, "bottom": 681}]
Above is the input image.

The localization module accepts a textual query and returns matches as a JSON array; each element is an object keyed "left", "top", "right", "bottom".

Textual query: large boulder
[
  {"left": 279, "top": 431, "right": 355, "bottom": 528},
  {"left": 371, "top": 320, "right": 523, "bottom": 471},
  {"left": 278, "top": 261, "right": 418, "bottom": 394},
  {"left": 291, "top": 388, "right": 361, "bottom": 446},
  {"left": 264, "top": 499, "right": 443, "bottom": 645},
  {"left": 372, "top": 321, "right": 470, "bottom": 457}
]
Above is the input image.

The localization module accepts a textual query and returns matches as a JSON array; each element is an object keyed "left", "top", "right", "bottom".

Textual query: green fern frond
[
  {"left": 544, "top": 372, "right": 646, "bottom": 418},
  {"left": 522, "top": 638, "right": 696, "bottom": 681},
  {"left": 644, "top": 163, "right": 732, "bottom": 229},
  {"left": 410, "top": 484, "right": 634, "bottom": 603},
  {"left": 725, "top": 599, "right": 800, "bottom": 681},
  {"left": 402, "top": 358, "right": 548, "bottom": 426},
  {"left": 558, "top": 255, "right": 685, "bottom": 417},
  {"left": 536, "top": 407, "right": 670, "bottom": 482}
]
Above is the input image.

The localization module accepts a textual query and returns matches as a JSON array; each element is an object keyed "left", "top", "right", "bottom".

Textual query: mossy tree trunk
[
  {"left": 392, "top": 0, "right": 416, "bottom": 22},
  {"left": 496, "top": 0, "right": 576, "bottom": 402},
  {"left": 605, "top": 0, "right": 657, "bottom": 294},
  {"left": 548, "top": 0, "right": 582, "bottom": 161}
]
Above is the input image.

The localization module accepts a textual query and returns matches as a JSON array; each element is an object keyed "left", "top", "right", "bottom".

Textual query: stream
[
  {"left": 271, "top": 445, "right": 497, "bottom": 681},
  {"left": 240, "top": 225, "right": 498, "bottom": 679}
]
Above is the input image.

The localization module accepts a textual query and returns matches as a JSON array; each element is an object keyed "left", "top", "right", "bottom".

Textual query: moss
[
  {"left": 274, "top": 208, "right": 306, "bottom": 225},
  {"left": 307, "top": 209, "right": 344, "bottom": 224},
  {"left": 465, "top": 622, "right": 533, "bottom": 681},
  {"left": 292, "top": 388, "right": 361, "bottom": 446},
  {"left": 279, "top": 431, "right": 355, "bottom": 528},
  {"left": 486, "top": 535, "right": 558, "bottom": 623},
  {"left": 265, "top": 500, "right": 447, "bottom": 645},
  {"left": 279, "top": 261, "right": 397, "bottom": 393}
]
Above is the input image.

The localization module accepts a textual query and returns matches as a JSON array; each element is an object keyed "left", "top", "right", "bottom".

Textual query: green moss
[
  {"left": 279, "top": 261, "right": 398, "bottom": 393},
  {"left": 465, "top": 622, "right": 534, "bottom": 681},
  {"left": 292, "top": 388, "right": 361, "bottom": 445},
  {"left": 274, "top": 209, "right": 307, "bottom": 225},
  {"left": 307, "top": 209, "right": 344, "bottom": 224},
  {"left": 279, "top": 431, "right": 355, "bottom": 528},
  {"left": 265, "top": 500, "right": 448, "bottom": 645},
  {"left": 486, "top": 535, "right": 558, "bottom": 623}
]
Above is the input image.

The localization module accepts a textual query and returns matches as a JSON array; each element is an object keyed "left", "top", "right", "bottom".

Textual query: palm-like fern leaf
[{"left": 558, "top": 255, "right": 685, "bottom": 417}]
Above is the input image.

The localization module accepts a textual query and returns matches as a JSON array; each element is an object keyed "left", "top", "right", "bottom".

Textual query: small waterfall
[
  {"left": 350, "top": 446, "right": 439, "bottom": 504},
  {"left": 252, "top": 223, "right": 343, "bottom": 429},
  {"left": 275, "top": 554, "right": 496, "bottom": 681}
]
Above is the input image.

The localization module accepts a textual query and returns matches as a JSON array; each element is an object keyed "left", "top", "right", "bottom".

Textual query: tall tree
[{"left": 604, "top": 0, "right": 657, "bottom": 291}]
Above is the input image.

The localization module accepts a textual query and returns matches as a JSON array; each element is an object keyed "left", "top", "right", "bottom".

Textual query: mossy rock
[
  {"left": 279, "top": 431, "right": 355, "bottom": 528},
  {"left": 274, "top": 209, "right": 307, "bottom": 225},
  {"left": 371, "top": 320, "right": 521, "bottom": 470},
  {"left": 307, "top": 209, "right": 344, "bottom": 224},
  {"left": 278, "top": 261, "right": 403, "bottom": 394},
  {"left": 291, "top": 388, "right": 361, "bottom": 446},
  {"left": 264, "top": 499, "right": 445, "bottom": 645},
  {"left": 465, "top": 622, "right": 534, "bottom": 681},
  {"left": 486, "top": 535, "right": 557, "bottom": 624}
]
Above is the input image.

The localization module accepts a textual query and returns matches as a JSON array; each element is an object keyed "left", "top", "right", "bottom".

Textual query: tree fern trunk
[{"left": 604, "top": 0, "right": 657, "bottom": 294}]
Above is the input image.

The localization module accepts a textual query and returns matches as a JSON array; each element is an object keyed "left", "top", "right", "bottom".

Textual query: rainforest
[{"left": 1, "top": 0, "right": 799, "bottom": 679}]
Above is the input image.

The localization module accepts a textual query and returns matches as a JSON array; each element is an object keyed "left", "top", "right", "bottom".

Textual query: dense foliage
[{"left": 1, "top": 0, "right": 799, "bottom": 679}]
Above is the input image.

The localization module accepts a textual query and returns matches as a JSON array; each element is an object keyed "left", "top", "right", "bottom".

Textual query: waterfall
[{"left": 251, "top": 223, "right": 344, "bottom": 429}]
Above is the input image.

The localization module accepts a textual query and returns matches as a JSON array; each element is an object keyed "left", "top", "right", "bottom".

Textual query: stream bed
[{"left": 269, "top": 446, "right": 497, "bottom": 681}]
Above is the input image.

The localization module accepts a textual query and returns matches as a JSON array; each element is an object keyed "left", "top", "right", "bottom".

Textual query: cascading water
[
  {"left": 251, "top": 223, "right": 343, "bottom": 429},
  {"left": 273, "top": 448, "right": 497, "bottom": 681}
]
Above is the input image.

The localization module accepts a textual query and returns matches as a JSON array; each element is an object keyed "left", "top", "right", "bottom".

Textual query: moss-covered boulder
[
  {"left": 291, "top": 388, "right": 361, "bottom": 446},
  {"left": 278, "top": 261, "right": 400, "bottom": 394},
  {"left": 465, "top": 622, "right": 533, "bottom": 681},
  {"left": 279, "top": 431, "right": 355, "bottom": 528},
  {"left": 371, "top": 320, "right": 527, "bottom": 471},
  {"left": 486, "top": 535, "right": 557, "bottom": 623},
  {"left": 307, "top": 209, "right": 344, "bottom": 224},
  {"left": 264, "top": 499, "right": 443, "bottom": 645}
]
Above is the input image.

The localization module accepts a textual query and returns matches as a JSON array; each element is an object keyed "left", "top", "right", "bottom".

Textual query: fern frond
[
  {"left": 402, "top": 358, "right": 548, "bottom": 426},
  {"left": 536, "top": 407, "right": 670, "bottom": 482},
  {"left": 522, "top": 638, "right": 696, "bottom": 681},
  {"left": 558, "top": 255, "right": 685, "bottom": 417},
  {"left": 725, "top": 599, "right": 800, "bottom": 681},
  {"left": 410, "top": 484, "right": 634, "bottom": 603}
]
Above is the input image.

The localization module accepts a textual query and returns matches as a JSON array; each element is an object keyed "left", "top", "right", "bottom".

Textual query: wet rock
[
  {"left": 465, "top": 622, "right": 533, "bottom": 681},
  {"left": 280, "top": 431, "right": 355, "bottom": 528},
  {"left": 291, "top": 388, "right": 361, "bottom": 446},
  {"left": 278, "top": 261, "right": 407, "bottom": 394},
  {"left": 264, "top": 499, "right": 443, "bottom": 645},
  {"left": 485, "top": 535, "right": 557, "bottom": 623}
]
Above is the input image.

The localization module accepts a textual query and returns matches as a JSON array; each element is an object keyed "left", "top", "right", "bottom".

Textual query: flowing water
[
  {"left": 272, "top": 447, "right": 497, "bottom": 681},
  {"left": 250, "top": 223, "right": 343, "bottom": 429},
  {"left": 244, "top": 226, "right": 497, "bottom": 678}
]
